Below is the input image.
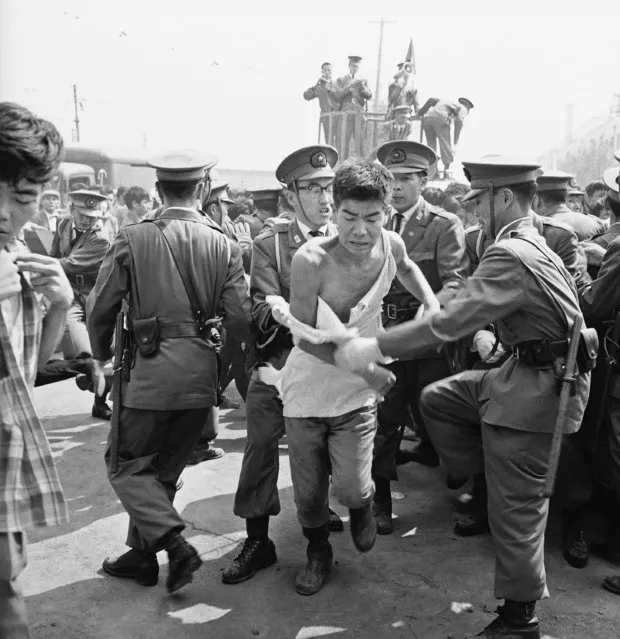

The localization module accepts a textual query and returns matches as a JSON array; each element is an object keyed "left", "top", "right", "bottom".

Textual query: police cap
[
  {"left": 276, "top": 145, "right": 338, "bottom": 186},
  {"left": 205, "top": 181, "right": 234, "bottom": 205},
  {"left": 68, "top": 190, "right": 107, "bottom": 217},
  {"left": 148, "top": 149, "right": 218, "bottom": 182},
  {"left": 458, "top": 97, "right": 474, "bottom": 110},
  {"left": 377, "top": 140, "right": 437, "bottom": 175},
  {"left": 603, "top": 166, "right": 620, "bottom": 203}
]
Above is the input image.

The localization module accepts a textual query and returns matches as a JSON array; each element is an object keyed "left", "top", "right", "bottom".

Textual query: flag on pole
[{"left": 405, "top": 38, "right": 416, "bottom": 74}]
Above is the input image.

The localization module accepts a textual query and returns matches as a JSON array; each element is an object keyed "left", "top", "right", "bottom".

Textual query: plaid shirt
[{"left": 0, "top": 245, "right": 68, "bottom": 531}]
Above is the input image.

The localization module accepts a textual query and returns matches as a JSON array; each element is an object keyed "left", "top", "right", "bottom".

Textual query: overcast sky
[{"left": 1, "top": 0, "right": 619, "bottom": 170}]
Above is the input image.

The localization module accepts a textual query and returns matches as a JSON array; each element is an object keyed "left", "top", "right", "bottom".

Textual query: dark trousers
[
  {"left": 0, "top": 532, "right": 29, "bottom": 638},
  {"left": 35, "top": 356, "right": 89, "bottom": 387},
  {"left": 233, "top": 372, "right": 285, "bottom": 519},
  {"left": 220, "top": 337, "right": 249, "bottom": 401},
  {"left": 374, "top": 357, "right": 451, "bottom": 480},
  {"left": 106, "top": 406, "right": 208, "bottom": 552}
]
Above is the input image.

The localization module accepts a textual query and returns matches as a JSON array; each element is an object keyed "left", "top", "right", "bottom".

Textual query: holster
[
  {"left": 577, "top": 326, "right": 599, "bottom": 372},
  {"left": 132, "top": 317, "right": 160, "bottom": 358}
]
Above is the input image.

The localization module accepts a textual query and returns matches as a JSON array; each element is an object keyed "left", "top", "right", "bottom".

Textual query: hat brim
[
  {"left": 603, "top": 167, "right": 620, "bottom": 192},
  {"left": 295, "top": 167, "right": 335, "bottom": 182},
  {"left": 389, "top": 166, "right": 428, "bottom": 175},
  {"left": 72, "top": 208, "right": 101, "bottom": 217},
  {"left": 461, "top": 188, "right": 485, "bottom": 203}
]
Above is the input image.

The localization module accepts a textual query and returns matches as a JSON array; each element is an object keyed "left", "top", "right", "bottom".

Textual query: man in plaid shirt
[{"left": 0, "top": 102, "right": 73, "bottom": 638}]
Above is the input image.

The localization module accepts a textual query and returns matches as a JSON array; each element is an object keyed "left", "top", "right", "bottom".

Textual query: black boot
[
  {"left": 562, "top": 509, "right": 589, "bottom": 569},
  {"left": 349, "top": 503, "right": 377, "bottom": 552},
  {"left": 295, "top": 525, "right": 333, "bottom": 596},
  {"left": 92, "top": 393, "right": 112, "bottom": 421},
  {"left": 328, "top": 507, "right": 344, "bottom": 532},
  {"left": 102, "top": 549, "right": 158, "bottom": 586},
  {"left": 373, "top": 477, "right": 393, "bottom": 535},
  {"left": 165, "top": 533, "right": 202, "bottom": 593},
  {"left": 454, "top": 473, "right": 489, "bottom": 537},
  {"left": 396, "top": 440, "right": 439, "bottom": 467},
  {"left": 222, "top": 517, "right": 277, "bottom": 584},
  {"left": 477, "top": 600, "right": 540, "bottom": 638}
]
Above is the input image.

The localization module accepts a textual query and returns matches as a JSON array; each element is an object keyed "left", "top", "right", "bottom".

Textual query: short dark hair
[
  {"left": 585, "top": 180, "right": 606, "bottom": 198},
  {"left": 116, "top": 185, "right": 128, "bottom": 199},
  {"left": 333, "top": 160, "right": 393, "bottom": 209},
  {"left": 157, "top": 179, "right": 201, "bottom": 200},
  {"left": 444, "top": 181, "right": 470, "bottom": 199},
  {"left": 228, "top": 197, "right": 253, "bottom": 221},
  {"left": 506, "top": 181, "right": 538, "bottom": 207},
  {"left": 538, "top": 189, "right": 567, "bottom": 205},
  {"left": 124, "top": 186, "right": 150, "bottom": 210},
  {"left": 321, "top": 62, "right": 331, "bottom": 69},
  {"left": 421, "top": 186, "right": 444, "bottom": 207},
  {"left": 0, "top": 102, "right": 64, "bottom": 185}
]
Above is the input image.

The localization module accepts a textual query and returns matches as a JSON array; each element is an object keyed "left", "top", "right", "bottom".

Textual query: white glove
[
  {"left": 473, "top": 330, "right": 505, "bottom": 364},
  {"left": 233, "top": 222, "right": 252, "bottom": 250},
  {"left": 334, "top": 337, "right": 387, "bottom": 374}
]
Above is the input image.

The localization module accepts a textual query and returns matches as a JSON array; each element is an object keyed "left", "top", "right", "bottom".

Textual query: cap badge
[
  {"left": 85, "top": 197, "right": 97, "bottom": 209},
  {"left": 310, "top": 151, "right": 328, "bottom": 168},
  {"left": 390, "top": 148, "right": 406, "bottom": 164}
]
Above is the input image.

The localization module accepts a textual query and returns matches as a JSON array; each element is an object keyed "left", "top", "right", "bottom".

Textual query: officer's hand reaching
[
  {"left": 0, "top": 251, "right": 22, "bottom": 301},
  {"left": 233, "top": 222, "right": 252, "bottom": 249},
  {"left": 473, "top": 329, "right": 505, "bottom": 364},
  {"left": 334, "top": 337, "right": 387, "bottom": 374},
  {"left": 15, "top": 253, "right": 73, "bottom": 308}
]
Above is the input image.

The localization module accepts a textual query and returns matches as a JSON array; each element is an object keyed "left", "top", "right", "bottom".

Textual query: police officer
[
  {"left": 372, "top": 140, "right": 469, "bottom": 534},
  {"left": 51, "top": 189, "right": 112, "bottom": 419},
  {"left": 335, "top": 156, "right": 591, "bottom": 639},
  {"left": 86, "top": 150, "right": 252, "bottom": 593},
  {"left": 534, "top": 170, "right": 607, "bottom": 241},
  {"left": 383, "top": 105, "right": 415, "bottom": 141},
  {"left": 222, "top": 145, "right": 344, "bottom": 586},
  {"left": 333, "top": 55, "right": 373, "bottom": 158}
]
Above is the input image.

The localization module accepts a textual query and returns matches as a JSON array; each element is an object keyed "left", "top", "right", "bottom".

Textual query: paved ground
[{"left": 23, "top": 380, "right": 620, "bottom": 639}]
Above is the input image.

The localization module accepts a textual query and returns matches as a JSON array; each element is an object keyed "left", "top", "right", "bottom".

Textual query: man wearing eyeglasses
[{"left": 223, "top": 145, "right": 345, "bottom": 586}]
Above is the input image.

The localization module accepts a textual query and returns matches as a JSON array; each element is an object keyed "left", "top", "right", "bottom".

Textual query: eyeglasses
[{"left": 296, "top": 182, "right": 334, "bottom": 196}]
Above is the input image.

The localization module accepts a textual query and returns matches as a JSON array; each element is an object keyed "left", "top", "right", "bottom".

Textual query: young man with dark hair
[
  {"left": 0, "top": 101, "right": 73, "bottom": 638},
  {"left": 120, "top": 186, "right": 152, "bottom": 228},
  {"left": 584, "top": 180, "right": 608, "bottom": 218},
  {"left": 279, "top": 160, "right": 439, "bottom": 595}
]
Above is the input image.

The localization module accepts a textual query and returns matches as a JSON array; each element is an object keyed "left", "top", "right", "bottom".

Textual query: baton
[{"left": 542, "top": 314, "right": 583, "bottom": 498}]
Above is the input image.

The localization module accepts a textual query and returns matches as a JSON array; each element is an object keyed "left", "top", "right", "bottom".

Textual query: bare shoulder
[
  {"left": 293, "top": 237, "right": 332, "bottom": 271},
  {"left": 386, "top": 230, "right": 406, "bottom": 261}
]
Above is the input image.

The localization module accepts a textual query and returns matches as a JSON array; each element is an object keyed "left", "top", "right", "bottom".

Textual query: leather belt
[
  {"left": 512, "top": 339, "right": 568, "bottom": 367},
  {"left": 67, "top": 272, "right": 97, "bottom": 289},
  {"left": 384, "top": 302, "right": 419, "bottom": 322},
  {"left": 158, "top": 322, "right": 204, "bottom": 339}
]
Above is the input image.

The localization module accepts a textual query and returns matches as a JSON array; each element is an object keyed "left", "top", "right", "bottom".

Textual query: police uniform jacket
[
  {"left": 592, "top": 221, "right": 620, "bottom": 251},
  {"left": 465, "top": 212, "right": 590, "bottom": 293},
  {"left": 51, "top": 216, "right": 111, "bottom": 298},
  {"left": 333, "top": 75, "right": 372, "bottom": 112},
  {"left": 250, "top": 218, "right": 336, "bottom": 351},
  {"left": 86, "top": 207, "right": 252, "bottom": 411},
  {"left": 543, "top": 203, "right": 607, "bottom": 241},
  {"left": 403, "top": 220, "right": 590, "bottom": 433},
  {"left": 385, "top": 198, "right": 469, "bottom": 314},
  {"left": 580, "top": 235, "right": 620, "bottom": 322}
]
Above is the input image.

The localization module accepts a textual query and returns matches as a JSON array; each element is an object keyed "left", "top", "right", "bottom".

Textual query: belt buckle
[
  {"left": 386, "top": 304, "right": 397, "bottom": 321},
  {"left": 75, "top": 274, "right": 85, "bottom": 287}
]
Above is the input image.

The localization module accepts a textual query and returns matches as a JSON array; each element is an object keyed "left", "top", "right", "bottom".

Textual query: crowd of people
[{"left": 2, "top": 97, "right": 620, "bottom": 639}]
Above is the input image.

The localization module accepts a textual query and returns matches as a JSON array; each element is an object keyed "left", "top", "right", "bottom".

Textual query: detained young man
[{"left": 279, "top": 161, "right": 439, "bottom": 596}]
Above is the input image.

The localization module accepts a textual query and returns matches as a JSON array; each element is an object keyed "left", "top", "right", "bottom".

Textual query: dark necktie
[
  {"left": 309, "top": 229, "right": 325, "bottom": 237},
  {"left": 391, "top": 213, "right": 404, "bottom": 234}
]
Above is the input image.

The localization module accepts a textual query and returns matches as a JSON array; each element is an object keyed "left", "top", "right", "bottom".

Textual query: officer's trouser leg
[
  {"left": 436, "top": 122, "right": 454, "bottom": 169},
  {"left": 423, "top": 121, "right": 439, "bottom": 155},
  {"left": 233, "top": 373, "right": 285, "bottom": 519},
  {"left": 419, "top": 370, "right": 488, "bottom": 480},
  {"left": 553, "top": 433, "right": 594, "bottom": 511},
  {"left": 483, "top": 424, "right": 551, "bottom": 602},
  {"left": 62, "top": 299, "right": 91, "bottom": 359},
  {"left": 374, "top": 360, "right": 410, "bottom": 481},
  {"left": 106, "top": 406, "right": 208, "bottom": 551},
  {"left": 0, "top": 532, "right": 29, "bottom": 639}
]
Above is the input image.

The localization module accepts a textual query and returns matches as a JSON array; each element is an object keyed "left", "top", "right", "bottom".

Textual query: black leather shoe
[
  {"left": 563, "top": 529, "right": 589, "bottom": 568},
  {"left": 186, "top": 444, "right": 225, "bottom": 466},
  {"left": 92, "top": 400, "right": 112, "bottom": 421},
  {"left": 373, "top": 496, "right": 393, "bottom": 535},
  {"left": 222, "top": 537, "right": 277, "bottom": 584},
  {"left": 166, "top": 535, "right": 202, "bottom": 593},
  {"left": 602, "top": 575, "right": 620, "bottom": 595},
  {"left": 295, "top": 542, "right": 333, "bottom": 596},
  {"left": 477, "top": 601, "right": 540, "bottom": 638},
  {"left": 349, "top": 504, "right": 377, "bottom": 552},
  {"left": 454, "top": 513, "right": 490, "bottom": 537},
  {"left": 102, "top": 549, "right": 158, "bottom": 586},
  {"left": 328, "top": 507, "right": 344, "bottom": 532},
  {"left": 396, "top": 442, "right": 440, "bottom": 467}
]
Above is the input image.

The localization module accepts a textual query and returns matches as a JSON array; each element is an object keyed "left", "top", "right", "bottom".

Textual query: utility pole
[
  {"left": 72, "top": 84, "right": 80, "bottom": 142},
  {"left": 369, "top": 17, "right": 396, "bottom": 111}
]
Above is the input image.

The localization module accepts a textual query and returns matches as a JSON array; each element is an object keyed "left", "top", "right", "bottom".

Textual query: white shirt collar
[
  {"left": 392, "top": 197, "right": 422, "bottom": 233},
  {"left": 495, "top": 216, "right": 532, "bottom": 243},
  {"left": 296, "top": 218, "right": 328, "bottom": 239}
]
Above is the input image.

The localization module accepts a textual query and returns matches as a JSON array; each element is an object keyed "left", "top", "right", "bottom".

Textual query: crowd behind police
[{"left": 3, "top": 95, "right": 620, "bottom": 639}]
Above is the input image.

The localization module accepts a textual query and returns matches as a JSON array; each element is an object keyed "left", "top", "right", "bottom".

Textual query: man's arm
[
  {"left": 435, "top": 216, "right": 471, "bottom": 306},
  {"left": 219, "top": 238, "right": 252, "bottom": 343},
  {"left": 303, "top": 85, "right": 318, "bottom": 101},
  {"left": 59, "top": 234, "right": 110, "bottom": 276},
  {"left": 85, "top": 231, "right": 131, "bottom": 361},
  {"left": 580, "top": 237, "right": 620, "bottom": 321},
  {"left": 548, "top": 227, "right": 590, "bottom": 294},
  {"left": 389, "top": 231, "right": 440, "bottom": 314},
  {"left": 249, "top": 234, "right": 284, "bottom": 333}
]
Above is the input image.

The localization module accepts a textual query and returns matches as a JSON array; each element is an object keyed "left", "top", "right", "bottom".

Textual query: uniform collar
[
  {"left": 157, "top": 206, "right": 204, "bottom": 222},
  {"left": 295, "top": 217, "right": 328, "bottom": 240},
  {"left": 393, "top": 196, "right": 423, "bottom": 228},
  {"left": 495, "top": 216, "right": 533, "bottom": 242}
]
